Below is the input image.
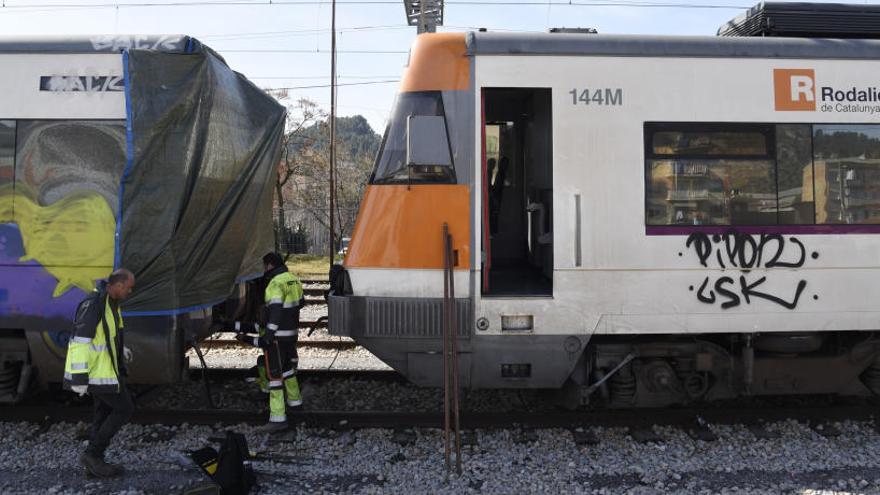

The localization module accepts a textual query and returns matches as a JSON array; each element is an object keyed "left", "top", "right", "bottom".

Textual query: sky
[{"left": 0, "top": 0, "right": 877, "bottom": 133}]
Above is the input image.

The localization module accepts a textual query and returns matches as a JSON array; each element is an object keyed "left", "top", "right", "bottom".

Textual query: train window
[
  {"left": 371, "top": 91, "right": 455, "bottom": 185},
  {"left": 646, "top": 124, "right": 776, "bottom": 226},
  {"left": 813, "top": 125, "right": 880, "bottom": 224},
  {"left": 14, "top": 120, "right": 126, "bottom": 215},
  {"left": 776, "top": 125, "right": 815, "bottom": 224},
  {"left": 0, "top": 121, "right": 14, "bottom": 185},
  {"left": 652, "top": 129, "right": 769, "bottom": 156}
]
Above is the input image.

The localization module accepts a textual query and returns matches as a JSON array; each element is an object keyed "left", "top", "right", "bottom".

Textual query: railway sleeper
[{"left": 585, "top": 332, "right": 880, "bottom": 408}]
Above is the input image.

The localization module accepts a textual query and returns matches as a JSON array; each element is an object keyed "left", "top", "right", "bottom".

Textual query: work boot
[
  {"left": 79, "top": 452, "right": 121, "bottom": 478},
  {"left": 102, "top": 460, "right": 125, "bottom": 476},
  {"left": 257, "top": 421, "right": 288, "bottom": 433}
]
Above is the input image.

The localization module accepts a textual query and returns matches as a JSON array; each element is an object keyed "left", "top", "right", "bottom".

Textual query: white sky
[{"left": 0, "top": 0, "right": 877, "bottom": 132}]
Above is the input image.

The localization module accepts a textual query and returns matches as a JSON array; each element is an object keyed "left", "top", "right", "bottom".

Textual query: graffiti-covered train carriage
[
  {"left": 329, "top": 9, "right": 880, "bottom": 406},
  {"left": 0, "top": 35, "right": 284, "bottom": 402}
]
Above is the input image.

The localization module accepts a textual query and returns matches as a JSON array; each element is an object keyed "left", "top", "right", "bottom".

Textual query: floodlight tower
[{"left": 404, "top": 0, "right": 444, "bottom": 33}]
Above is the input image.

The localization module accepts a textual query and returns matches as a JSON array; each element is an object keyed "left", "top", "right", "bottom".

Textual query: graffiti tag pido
[{"left": 683, "top": 231, "right": 817, "bottom": 310}]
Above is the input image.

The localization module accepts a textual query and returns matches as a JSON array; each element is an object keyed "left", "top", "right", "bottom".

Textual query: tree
[
  {"left": 287, "top": 115, "right": 379, "bottom": 253},
  {"left": 271, "top": 97, "right": 325, "bottom": 252},
  {"left": 268, "top": 94, "right": 380, "bottom": 256}
]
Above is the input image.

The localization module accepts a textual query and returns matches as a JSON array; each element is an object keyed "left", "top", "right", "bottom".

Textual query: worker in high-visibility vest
[
  {"left": 63, "top": 268, "right": 136, "bottom": 478},
  {"left": 234, "top": 253, "right": 303, "bottom": 431}
]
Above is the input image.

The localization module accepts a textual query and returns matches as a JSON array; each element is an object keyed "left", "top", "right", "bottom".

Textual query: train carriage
[
  {"left": 330, "top": 28, "right": 880, "bottom": 406},
  {"left": 0, "top": 36, "right": 283, "bottom": 401}
]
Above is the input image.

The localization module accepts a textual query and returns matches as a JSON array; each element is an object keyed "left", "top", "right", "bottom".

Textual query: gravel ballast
[{"left": 2, "top": 419, "right": 880, "bottom": 494}]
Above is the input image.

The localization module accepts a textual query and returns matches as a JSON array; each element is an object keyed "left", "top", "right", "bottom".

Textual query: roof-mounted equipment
[{"left": 718, "top": 2, "right": 880, "bottom": 39}]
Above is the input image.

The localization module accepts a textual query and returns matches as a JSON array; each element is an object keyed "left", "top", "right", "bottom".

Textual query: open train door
[{"left": 481, "top": 88, "right": 553, "bottom": 297}]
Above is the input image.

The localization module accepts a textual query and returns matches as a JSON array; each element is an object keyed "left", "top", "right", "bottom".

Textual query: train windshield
[{"left": 370, "top": 91, "right": 455, "bottom": 184}]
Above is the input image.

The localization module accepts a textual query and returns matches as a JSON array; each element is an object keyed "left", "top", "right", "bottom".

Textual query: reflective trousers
[{"left": 264, "top": 339, "right": 301, "bottom": 423}]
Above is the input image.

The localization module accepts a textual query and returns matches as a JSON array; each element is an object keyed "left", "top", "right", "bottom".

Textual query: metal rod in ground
[
  {"left": 442, "top": 223, "right": 451, "bottom": 474},
  {"left": 447, "top": 228, "right": 462, "bottom": 474}
]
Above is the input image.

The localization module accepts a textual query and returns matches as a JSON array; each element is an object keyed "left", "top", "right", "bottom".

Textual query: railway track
[
  {"left": 189, "top": 367, "right": 402, "bottom": 382},
  {"left": 201, "top": 338, "right": 355, "bottom": 350},
  {"left": 2, "top": 400, "right": 879, "bottom": 437}
]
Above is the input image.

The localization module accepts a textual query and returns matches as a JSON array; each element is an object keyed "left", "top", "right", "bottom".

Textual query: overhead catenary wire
[
  {"left": 262, "top": 79, "right": 399, "bottom": 90},
  {"left": 198, "top": 24, "right": 411, "bottom": 40},
  {"left": 0, "top": 0, "right": 766, "bottom": 10},
  {"left": 218, "top": 49, "right": 408, "bottom": 53},
  {"left": 250, "top": 75, "right": 401, "bottom": 79}
]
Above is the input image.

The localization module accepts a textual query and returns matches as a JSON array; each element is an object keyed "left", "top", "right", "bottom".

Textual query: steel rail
[
  {"left": 2, "top": 402, "right": 878, "bottom": 432},
  {"left": 188, "top": 367, "right": 402, "bottom": 382},
  {"left": 200, "top": 338, "right": 352, "bottom": 350}
]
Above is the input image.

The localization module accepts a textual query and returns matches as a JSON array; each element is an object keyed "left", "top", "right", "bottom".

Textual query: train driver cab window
[
  {"left": 482, "top": 88, "right": 553, "bottom": 297},
  {"left": 646, "top": 124, "right": 776, "bottom": 226},
  {"left": 371, "top": 91, "right": 455, "bottom": 184}
]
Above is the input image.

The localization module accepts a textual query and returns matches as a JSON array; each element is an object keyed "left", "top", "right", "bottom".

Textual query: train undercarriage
[{"left": 580, "top": 332, "right": 880, "bottom": 408}]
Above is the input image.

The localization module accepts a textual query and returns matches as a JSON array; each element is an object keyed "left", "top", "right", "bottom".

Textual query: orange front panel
[
  {"left": 345, "top": 185, "right": 471, "bottom": 269},
  {"left": 400, "top": 33, "right": 470, "bottom": 93}
]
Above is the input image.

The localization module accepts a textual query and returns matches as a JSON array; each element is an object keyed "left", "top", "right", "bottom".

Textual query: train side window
[
  {"left": 776, "top": 124, "right": 815, "bottom": 224},
  {"left": 14, "top": 120, "right": 126, "bottom": 216},
  {"left": 0, "top": 121, "right": 14, "bottom": 186},
  {"left": 813, "top": 124, "right": 880, "bottom": 224},
  {"left": 646, "top": 124, "right": 776, "bottom": 226}
]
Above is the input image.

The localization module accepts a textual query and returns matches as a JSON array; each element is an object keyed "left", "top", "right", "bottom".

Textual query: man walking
[
  {"left": 63, "top": 268, "right": 136, "bottom": 478},
  {"left": 235, "top": 252, "right": 304, "bottom": 431}
]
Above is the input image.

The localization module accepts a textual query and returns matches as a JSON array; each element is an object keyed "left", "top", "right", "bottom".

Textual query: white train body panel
[
  {"left": 473, "top": 55, "right": 880, "bottom": 337},
  {"left": 0, "top": 53, "right": 124, "bottom": 119}
]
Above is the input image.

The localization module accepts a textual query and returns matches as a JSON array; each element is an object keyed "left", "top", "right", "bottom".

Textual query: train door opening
[{"left": 482, "top": 88, "right": 553, "bottom": 296}]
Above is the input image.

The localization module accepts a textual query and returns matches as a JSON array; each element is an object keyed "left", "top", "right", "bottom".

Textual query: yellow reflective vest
[
  {"left": 63, "top": 290, "right": 123, "bottom": 394},
  {"left": 264, "top": 267, "right": 303, "bottom": 338}
]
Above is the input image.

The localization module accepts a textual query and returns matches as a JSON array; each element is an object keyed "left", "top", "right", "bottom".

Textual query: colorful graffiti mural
[{"left": 0, "top": 184, "right": 116, "bottom": 298}]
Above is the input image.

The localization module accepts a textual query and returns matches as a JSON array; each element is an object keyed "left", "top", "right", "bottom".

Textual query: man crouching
[{"left": 63, "top": 269, "right": 136, "bottom": 478}]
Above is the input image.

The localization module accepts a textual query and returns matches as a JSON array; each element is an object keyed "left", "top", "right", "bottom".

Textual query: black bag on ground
[{"left": 188, "top": 431, "right": 258, "bottom": 495}]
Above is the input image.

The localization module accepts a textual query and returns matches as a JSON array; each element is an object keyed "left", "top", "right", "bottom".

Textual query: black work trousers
[{"left": 86, "top": 386, "right": 134, "bottom": 458}]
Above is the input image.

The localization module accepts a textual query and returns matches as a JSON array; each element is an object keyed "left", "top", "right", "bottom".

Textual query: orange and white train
[{"left": 329, "top": 30, "right": 880, "bottom": 406}]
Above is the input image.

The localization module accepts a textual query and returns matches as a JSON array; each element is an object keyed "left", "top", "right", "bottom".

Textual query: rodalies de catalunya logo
[{"left": 774, "top": 68, "right": 880, "bottom": 114}]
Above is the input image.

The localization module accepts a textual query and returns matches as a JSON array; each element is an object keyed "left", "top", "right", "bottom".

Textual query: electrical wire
[
  {"left": 262, "top": 79, "right": 398, "bottom": 90},
  {"left": 0, "top": 0, "right": 763, "bottom": 10},
  {"left": 198, "top": 24, "right": 411, "bottom": 40},
  {"left": 219, "top": 48, "right": 407, "bottom": 53},
  {"left": 250, "top": 75, "right": 401, "bottom": 79}
]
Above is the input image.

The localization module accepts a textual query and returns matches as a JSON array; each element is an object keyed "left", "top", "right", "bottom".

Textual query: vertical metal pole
[
  {"left": 328, "top": 0, "right": 337, "bottom": 271},
  {"left": 442, "top": 223, "right": 451, "bottom": 474},
  {"left": 447, "top": 230, "right": 462, "bottom": 475}
]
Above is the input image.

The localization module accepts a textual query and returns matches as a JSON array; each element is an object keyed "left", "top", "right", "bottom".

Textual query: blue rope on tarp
[{"left": 115, "top": 49, "right": 135, "bottom": 271}]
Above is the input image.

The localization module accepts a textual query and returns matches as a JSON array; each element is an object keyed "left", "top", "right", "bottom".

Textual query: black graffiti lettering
[
  {"left": 739, "top": 275, "right": 807, "bottom": 310},
  {"left": 686, "top": 230, "right": 807, "bottom": 270},
  {"left": 715, "top": 249, "right": 726, "bottom": 269},
  {"left": 715, "top": 276, "right": 740, "bottom": 309},
  {"left": 738, "top": 234, "right": 759, "bottom": 270},
  {"left": 696, "top": 277, "right": 716, "bottom": 304},
  {"left": 686, "top": 233, "right": 712, "bottom": 267},
  {"left": 683, "top": 230, "right": 815, "bottom": 310},
  {"left": 723, "top": 233, "right": 738, "bottom": 268},
  {"left": 770, "top": 237, "right": 806, "bottom": 268}
]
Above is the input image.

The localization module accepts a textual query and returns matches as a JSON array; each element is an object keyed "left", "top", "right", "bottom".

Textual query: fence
[{"left": 273, "top": 207, "right": 357, "bottom": 256}]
